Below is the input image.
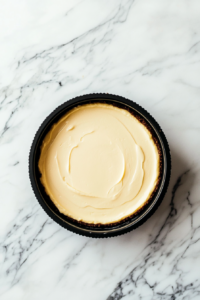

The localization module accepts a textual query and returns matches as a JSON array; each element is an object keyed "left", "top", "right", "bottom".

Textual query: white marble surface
[{"left": 0, "top": 0, "right": 200, "bottom": 299}]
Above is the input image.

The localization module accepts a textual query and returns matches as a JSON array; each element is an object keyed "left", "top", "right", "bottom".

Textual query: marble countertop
[{"left": 1, "top": 1, "right": 200, "bottom": 299}]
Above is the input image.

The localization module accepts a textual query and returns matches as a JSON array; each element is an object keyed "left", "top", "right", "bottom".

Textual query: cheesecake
[{"left": 38, "top": 103, "right": 162, "bottom": 225}]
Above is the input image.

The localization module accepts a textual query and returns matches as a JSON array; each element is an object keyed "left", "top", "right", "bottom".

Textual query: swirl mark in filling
[{"left": 39, "top": 104, "right": 160, "bottom": 224}]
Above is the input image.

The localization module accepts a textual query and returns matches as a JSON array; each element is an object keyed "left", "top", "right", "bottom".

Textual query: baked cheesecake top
[{"left": 38, "top": 103, "right": 160, "bottom": 224}]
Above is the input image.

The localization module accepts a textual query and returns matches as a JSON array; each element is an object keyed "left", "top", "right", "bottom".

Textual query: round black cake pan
[{"left": 29, "top": 93, "right": 171, "bottom": 238}]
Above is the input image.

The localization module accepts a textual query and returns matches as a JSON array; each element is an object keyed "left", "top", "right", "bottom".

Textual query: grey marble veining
[
  {"left": 0, "top": 1, "right": 200, "bottom": 299},
  {"left": 108, "top": 171, "right": 200, "bottom": 299}
]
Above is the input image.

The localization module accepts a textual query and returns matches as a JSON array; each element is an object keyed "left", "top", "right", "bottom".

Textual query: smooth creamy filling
[{"left": 39, "top": 103, "right": 160, "bottom": 224}]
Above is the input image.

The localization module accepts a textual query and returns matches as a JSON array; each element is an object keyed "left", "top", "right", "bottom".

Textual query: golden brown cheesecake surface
[{"left": 38, "top": 103, "right": 160, "bottom": 224}]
